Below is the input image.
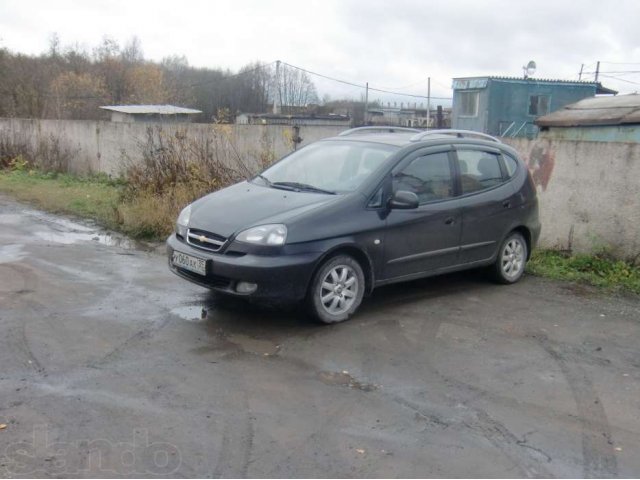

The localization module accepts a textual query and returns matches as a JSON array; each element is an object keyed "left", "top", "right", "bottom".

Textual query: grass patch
[
  {"left": 0, "top": 169, "right": 198, "bottom": 240},
  {"left": 527, "top": 249, "right": 640, "bottom": 295},
  {"left": 0, "top": 169, "right": 123, "bottom": 230}
]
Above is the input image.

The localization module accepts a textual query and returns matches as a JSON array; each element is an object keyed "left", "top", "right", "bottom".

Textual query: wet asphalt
[{"left": 0, "top": 193, "right": 639, "bottom": 478}]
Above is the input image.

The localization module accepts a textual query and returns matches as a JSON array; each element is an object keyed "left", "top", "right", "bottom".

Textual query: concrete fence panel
[
  {"left": 0, "top": 118, "right": 345, "bottom": 176},
  {"left": 504, "top": 137, "right": 640, "bottom": 259}
]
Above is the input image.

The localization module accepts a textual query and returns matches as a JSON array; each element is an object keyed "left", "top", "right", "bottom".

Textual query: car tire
[
  {"left": 492, "top": 231, "right": 528, "bottom": 284},
  {"left": 308, "top": 254, "right": 365, "bottom": 324}
]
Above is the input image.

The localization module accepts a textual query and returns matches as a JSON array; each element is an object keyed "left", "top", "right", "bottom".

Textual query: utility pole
[
  {"left": 595, "top": 61, "right": 600, "bottom": 82},
  {"left": 579, "top": 63, "right": 584, "bottom": 81},
  {"left": 426, "top": 77, "right": 431, "bottom": 129},
  {"left": 273, "top": 60, "right": 281, "bottom": 115},
  {"left": 364, "top": 82, "right": 369, "bottom": 126}
]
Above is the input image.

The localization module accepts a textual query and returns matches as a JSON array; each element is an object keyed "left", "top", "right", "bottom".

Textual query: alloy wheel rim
[
  {"left": 320, "top": 265, "right": 358, "bottom": 316},
  {"left": 501, "top": 238, "right": 525, "bottom": 279}
]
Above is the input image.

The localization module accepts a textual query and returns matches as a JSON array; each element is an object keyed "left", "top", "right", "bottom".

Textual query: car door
[
  {"left": 382, "top": 147, "right": 462, "bottom": 280},
  {"left": 454, "top": 145, "right": 518, "bottom": 264}
]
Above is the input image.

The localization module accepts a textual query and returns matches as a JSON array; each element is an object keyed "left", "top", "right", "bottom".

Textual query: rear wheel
[
  {"left": 308, "top": 255, "right": 365, "bottom": 324},
  {"left": 492, "top": 232, "right": 528, "bottom": 284}
]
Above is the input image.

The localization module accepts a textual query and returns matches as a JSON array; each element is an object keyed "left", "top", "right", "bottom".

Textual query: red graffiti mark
[{"left": 525, "top": 141, "right": 555, "bottom": 192}]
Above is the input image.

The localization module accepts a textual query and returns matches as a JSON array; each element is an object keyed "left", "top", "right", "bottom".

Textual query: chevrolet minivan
[{"left": 167, "top": 128, "right": 540, "bottom": 323}]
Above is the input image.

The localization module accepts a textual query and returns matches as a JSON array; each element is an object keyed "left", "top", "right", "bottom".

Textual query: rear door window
[{"left": 456, "top": 150, "right": 504, "bottom": 194}]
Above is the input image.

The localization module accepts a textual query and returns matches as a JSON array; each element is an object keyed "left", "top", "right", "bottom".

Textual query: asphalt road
[{"left": 1, "top": 194, "right": 639, "bottom": 478}]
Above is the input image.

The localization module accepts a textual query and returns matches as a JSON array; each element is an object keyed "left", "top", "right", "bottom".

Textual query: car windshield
[{"left": 256, "top": 141, "right": 398, "bottom": 193}]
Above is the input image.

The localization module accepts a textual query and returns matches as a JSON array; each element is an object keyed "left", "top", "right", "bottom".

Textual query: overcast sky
[{"left": 2, "top": 0, "right": 640, "bottom": 106}]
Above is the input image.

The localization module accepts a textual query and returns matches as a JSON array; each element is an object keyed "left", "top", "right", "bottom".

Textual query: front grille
[{"left": 187, "top": 228, "right": 227, "bottom": 252}]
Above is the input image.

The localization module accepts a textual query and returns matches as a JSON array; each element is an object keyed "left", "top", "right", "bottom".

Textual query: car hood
[{"left": 188, "top": 181, "right": 340, "bottom": 238}]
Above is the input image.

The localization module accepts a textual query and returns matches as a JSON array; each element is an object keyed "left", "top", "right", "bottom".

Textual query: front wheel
[
  {"left": 308, "top": 255, "right": 365, "bottom": 324},
  {"left": 492, "top": 232, "right": 528, "bottom": 284}
]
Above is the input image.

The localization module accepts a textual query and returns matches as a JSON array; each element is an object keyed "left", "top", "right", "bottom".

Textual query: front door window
[{"left": 392, "top": 152, "right": 453, "bottom": 203}]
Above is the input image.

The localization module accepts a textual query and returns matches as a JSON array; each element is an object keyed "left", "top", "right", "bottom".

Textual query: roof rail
[
  {"left": 339, "top": 126, "right": 422, "bottom": 136},
  {"left": 410, "top": 129, "right": 502, "bottom": 144}
]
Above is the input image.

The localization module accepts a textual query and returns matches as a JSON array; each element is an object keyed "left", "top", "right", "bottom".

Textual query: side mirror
[{"left": 388, "top": 190, "right": 419, "bottom": 210}]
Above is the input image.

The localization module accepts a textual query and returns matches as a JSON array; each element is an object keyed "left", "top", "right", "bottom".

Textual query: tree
[
  {"left": 124, "top": 64, "right": 168, "bottom": 104},
  {"left": 275, "top": 64, "right": 318, "bottom": 113},
  {"left": 48, "top": 71, "right": 107, "bottom": 119},
  {"left": 93, "top": 36, "right": 126, "bottom": 104},
  {"left": 233, "top": 61, "right": 272, "bottom": 113},
  {"left": 0, "top": 36, "right": 322, "bottom": 122}
]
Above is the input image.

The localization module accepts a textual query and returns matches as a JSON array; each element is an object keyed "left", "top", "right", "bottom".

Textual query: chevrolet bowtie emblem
[{"left": 199, "top": 235, "right": 206, "bottom": 242}]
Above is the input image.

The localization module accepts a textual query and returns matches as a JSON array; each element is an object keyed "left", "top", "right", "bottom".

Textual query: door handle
[
  {"left": 502, "top": 200, "right": 511, "bottom": 208},
  {"left": 444, "top": 217, "right": 456, "bottom": 225}
]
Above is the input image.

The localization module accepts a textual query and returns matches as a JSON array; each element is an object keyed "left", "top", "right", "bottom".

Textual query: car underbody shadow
[{"left": 193, "top": 267, "right": 502, "bottom": 331}]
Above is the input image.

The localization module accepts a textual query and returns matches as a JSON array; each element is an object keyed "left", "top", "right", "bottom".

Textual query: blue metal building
[{"left": 451, "top": 76, "right": 616, "bottom": 138}]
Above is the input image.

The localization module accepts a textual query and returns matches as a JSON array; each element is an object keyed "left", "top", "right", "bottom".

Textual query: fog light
[{"left": 236, "top": 281, "right": 257, "bottom": 294}]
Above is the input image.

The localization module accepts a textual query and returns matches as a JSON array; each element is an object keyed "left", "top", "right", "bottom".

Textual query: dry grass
[{"left": 117, "top": 184, "right": 206, "bottom": 238}]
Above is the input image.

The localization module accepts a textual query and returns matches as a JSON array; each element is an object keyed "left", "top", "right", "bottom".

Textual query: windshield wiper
[{"left": 271, "top": 181, "right": 336, "bottom": 195}]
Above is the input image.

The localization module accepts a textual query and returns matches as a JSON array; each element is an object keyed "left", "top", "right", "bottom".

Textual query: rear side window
[
  {"left": 457, "top": 150, "right": 503, "bottom": 194},
  {"left": 503, "top": 154, "right": 519, "bottom": 177}
]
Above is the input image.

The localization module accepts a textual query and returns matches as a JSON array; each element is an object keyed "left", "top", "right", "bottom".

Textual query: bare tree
[{"left": 275, "top": 64, "right": 318, "bottom": 113}]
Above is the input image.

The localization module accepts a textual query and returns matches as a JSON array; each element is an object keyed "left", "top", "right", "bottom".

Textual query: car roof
[
  {"left": 320, "top": 128, "right": 511, "bottom": 151},
  {"left": 323, "top": 132, "right": 421, "bottom": 147}
]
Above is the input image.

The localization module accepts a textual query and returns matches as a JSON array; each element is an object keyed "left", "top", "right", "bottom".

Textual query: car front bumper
[{"left": 166, "top": 234, "right": 322, "bottom": 302}]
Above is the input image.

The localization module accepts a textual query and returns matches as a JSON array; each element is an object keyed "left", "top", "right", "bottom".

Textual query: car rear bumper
[{"left": 166, "top": 234, "right": 321, "bottom": 302}]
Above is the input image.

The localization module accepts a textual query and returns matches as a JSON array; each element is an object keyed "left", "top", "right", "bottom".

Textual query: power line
[
  {"left": 600, "top": 61, "right": 640, "bottom": 66},
  {"left": 280, "top": 61, "right": 362, "bottom": 90},
  {"left": 280, "top": 61, "right": 452, "bottom": 101},
  {"left": 374, "top": 77, "right": 430, "bottom": 91},
  {"left": 583, "top": 70, "right": 640, "bottom": 75},
  {"left": 597, "top": 74, "right": 640, "bottom": 86}
]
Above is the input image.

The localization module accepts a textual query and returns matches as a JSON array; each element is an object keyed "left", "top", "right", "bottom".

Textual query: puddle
[
  {"left": 34, "top": 230, "right": 139, "bottom": 249},
  {"left": 18, "top": 208, "right": 145, "bottom": 250},
  {"left": 226, "top": 333, "right": 281, "bottom": 356},
  {"left": 0, "top": 214, "right": 26, "bottom": 225},
  {"left": 189, "top": 331, "right": 281, "bottom": 357},
  {"left": 0, "top": 244, "right": 27, "bottom": 264},
  {"left": 29, "top": 213, "right": 96, "bottom": 232},
  {"left": 171, "top": 306, "right": 208, "bottom": 322},
  {"left": 318, "top": 371, "right": 378, "bottom": 391}
]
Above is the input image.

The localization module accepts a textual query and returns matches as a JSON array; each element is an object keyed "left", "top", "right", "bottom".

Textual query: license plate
[{"left": 172, "top": 251, "right": 207, "bottom": 276}]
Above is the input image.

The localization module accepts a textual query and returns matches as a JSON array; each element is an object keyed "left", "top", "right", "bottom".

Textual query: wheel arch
[
  {"left": 508, "top": 226, "right": 532, "bottom": 260},
  {"left": 308, "top": 244, "right": 375, "bottom": 296}
]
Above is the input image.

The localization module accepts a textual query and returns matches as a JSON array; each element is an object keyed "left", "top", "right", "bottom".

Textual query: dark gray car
[{"left": 167, "top": 128, "right": 541, "bottom": 323}]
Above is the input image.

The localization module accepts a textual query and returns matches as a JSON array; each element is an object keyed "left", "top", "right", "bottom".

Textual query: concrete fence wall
[
  {"left": 1, "top": 117, "right": 639, "bottom": 259},
  {"left": 503, "top": 138, "right": 640, "bottom": 260},
  {"left": 0, "top": 118, "right": 345, "bottom": 176}
]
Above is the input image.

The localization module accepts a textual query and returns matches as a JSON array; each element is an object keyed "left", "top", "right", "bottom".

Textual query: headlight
[
  {"left": 236, "top": 224, "right": 287, "bottom": 246},
  {"left": 176, "top": 205, "right": 191, "bottom": 237}
]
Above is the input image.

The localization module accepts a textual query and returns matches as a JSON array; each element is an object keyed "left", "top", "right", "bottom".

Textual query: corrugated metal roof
[
  {"left": 536, "top": 94, "right": 640, "bottom": 127},
  {"left": 453, "top": 76, "right": 598, "bottom": 85},
  {"left": 452, "top": 76, "right": 617, "bottom": 94},
  {"left": 100, "top": 105, "right": 202, "bottom": 115}
]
